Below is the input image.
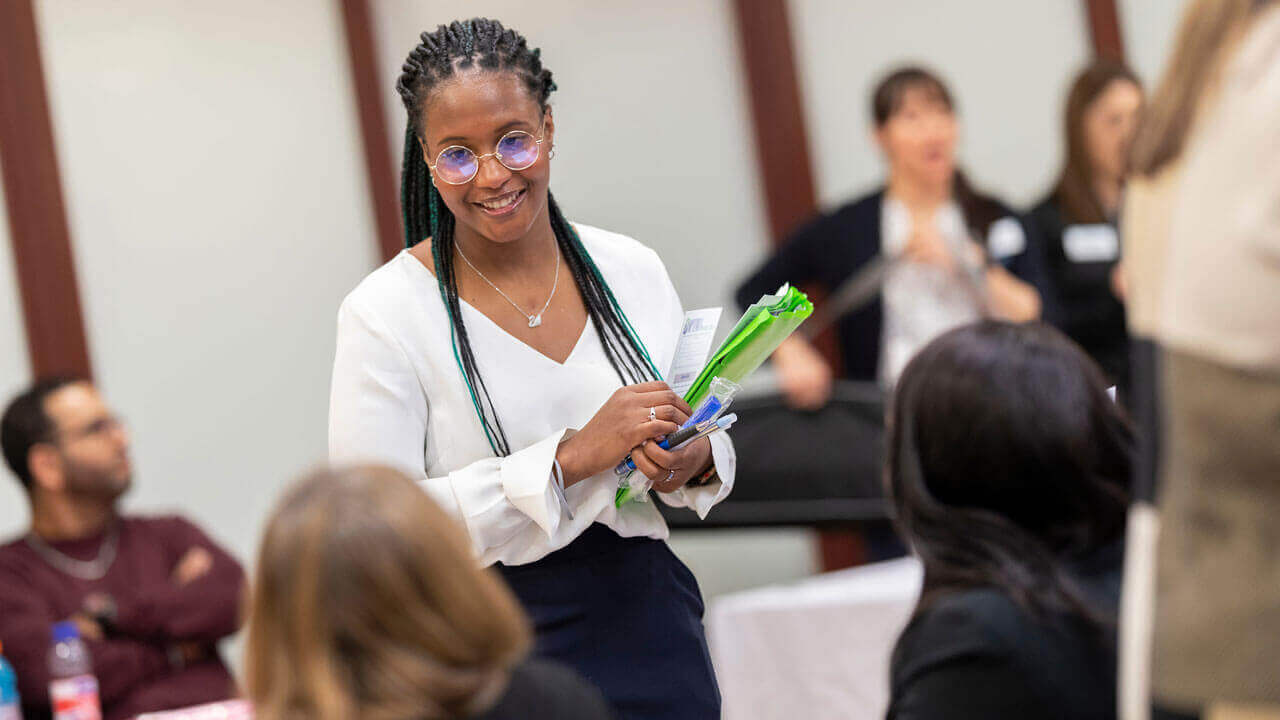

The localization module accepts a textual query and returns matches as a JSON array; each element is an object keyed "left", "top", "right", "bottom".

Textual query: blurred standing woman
[
  {"left": 1027, "top": 62, "right": 1143, "bottom": 395},
  {"left": 1122, "top": 0, "right": 1280, "bottom": 717},
  {"left": 736, "top": 66, "right": 1044, "bottom": 408},
  {"left": 328, "top": 19, "right": 733, "bottom": 719}
]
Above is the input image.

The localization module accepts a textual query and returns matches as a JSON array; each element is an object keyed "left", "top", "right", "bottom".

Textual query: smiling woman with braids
[{"left": 328, "top": 18, "right": 732, "bottom": 719}]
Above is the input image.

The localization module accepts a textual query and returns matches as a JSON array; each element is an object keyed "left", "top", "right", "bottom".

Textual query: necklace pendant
[{"left": 528, "top": 314, "right": 543, "bottom": 328}]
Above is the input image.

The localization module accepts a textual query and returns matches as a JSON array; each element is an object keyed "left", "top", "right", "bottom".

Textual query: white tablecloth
[
  {"left": 708, "top": 557, "right": 922, "bottom": 720},
  {"left": 136, "top": 700, "right": 252, "bottom": 720}
]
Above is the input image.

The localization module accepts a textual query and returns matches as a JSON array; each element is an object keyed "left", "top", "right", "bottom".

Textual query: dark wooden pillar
[
  {"left": 339, "top": 0, "right": 403, "bottom": 262},
  {"left": 1084, "top": 0, "right": 1126, "bottom": 61},
  {"left": 732, "top": 0, "right": 861, "bottom": 572},
  {"left": 731, "top": 0, "right": 818, "bottom": 246},
  {"left": 0, "top": 0, "right": 93, "bottom": 379}
]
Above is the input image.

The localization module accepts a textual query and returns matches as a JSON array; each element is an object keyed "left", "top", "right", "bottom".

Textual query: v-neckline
[{"left": 402, "top": 249, "right": 591, "bottom": 367}]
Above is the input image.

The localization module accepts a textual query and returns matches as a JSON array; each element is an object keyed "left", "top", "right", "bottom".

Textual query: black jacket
[
  {"left": 478, "top": 659, "right": 613, "bottom": 720},
  {"left": 886, "top": 542, "right": 1123, "bottom": 720},
  {"left": 1025, "top": 195, "right": 1129, "bottom": 390},
  {"left": 735, "top": 188, "right": 1048, "bottom": 381}
]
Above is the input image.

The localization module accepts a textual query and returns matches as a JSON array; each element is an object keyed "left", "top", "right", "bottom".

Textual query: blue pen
[
  {"left": 616, "top": 398, "right": 720, "bottom": 476},
  {"left": 614, "top": 376, "right": 742, "bottom": 476},
  {"left": 614, "top": 414, "right": 738, "bottom": 479},
  {"left": 615, "top": 418, "right": 713, "bottom": 476}
]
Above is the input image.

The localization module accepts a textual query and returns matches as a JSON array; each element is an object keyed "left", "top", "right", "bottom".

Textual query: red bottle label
[{"left": 50, "top": 675, "right": 101, "bottom": 720}]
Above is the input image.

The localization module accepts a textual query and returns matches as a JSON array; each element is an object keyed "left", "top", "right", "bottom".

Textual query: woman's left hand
[
  {"left": 1110, "top": 261, "right": 1128, "bottom": 302},
  {"left": 630, "top": 436, "right": 713, "bottom": 493},
  {"left": 984, "top": 265, "right": 1042, "bottom": 322}
]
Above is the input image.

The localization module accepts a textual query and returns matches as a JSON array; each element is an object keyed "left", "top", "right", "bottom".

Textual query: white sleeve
[
  {"left": 328, "top": 298, "right": 568, "bottom": 553},
  {"left": 658, "top": 430, "right": 736, "bottom": 518},
  {"left": 642, "top": 250, "right": 736, "bottom": 517}
]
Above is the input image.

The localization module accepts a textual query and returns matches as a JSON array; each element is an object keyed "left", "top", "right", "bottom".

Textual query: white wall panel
[
  {"left": 6, "top": 0, "right": 1196, "bottom": 607},
  {"left": 791, "top": 0, "right": 1092, "bottom": 210},
  {"left": 372, "top": 0, "right": 771, "bottom": 312},
  {"left": 26, "top": 0, "right": 380, "bottom": 562},
  {"left": 0, "top": 178, "right": 34, "bottom": 532},
  {"left": 1120, "top": 0, "right": 1194, "bottom": 86},
  {"left": 371, "top": 1, "right": 808, "bottom": 597}
]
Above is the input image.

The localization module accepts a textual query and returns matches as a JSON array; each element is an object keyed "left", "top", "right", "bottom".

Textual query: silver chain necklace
[
  {"left": 25, "top": 523, "right": 120, "bottom": 581},
  {"left": 455, "top": 241, "right": 560, "bottom": 328}
]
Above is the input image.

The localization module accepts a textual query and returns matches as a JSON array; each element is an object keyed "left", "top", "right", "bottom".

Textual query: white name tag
[
  {"left": 986, "top": 217, "right": 1026, "bottom": 260},
  {"left": 1062, "top": 224, "right": 1119, "bottom": 263}
]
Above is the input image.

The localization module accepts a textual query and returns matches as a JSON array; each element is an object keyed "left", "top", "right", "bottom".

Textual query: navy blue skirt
[{"left": 496, "top": 523, "right": 720, "bottom": 720}]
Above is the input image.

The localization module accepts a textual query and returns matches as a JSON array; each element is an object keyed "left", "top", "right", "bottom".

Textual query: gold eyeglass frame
[{"left": 425, "top": 124, "right": 547, "bottom": 185}]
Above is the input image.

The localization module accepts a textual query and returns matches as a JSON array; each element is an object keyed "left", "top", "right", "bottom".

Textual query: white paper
[{"left": 668, "top": 307, "right": 723, "bottom": 396}]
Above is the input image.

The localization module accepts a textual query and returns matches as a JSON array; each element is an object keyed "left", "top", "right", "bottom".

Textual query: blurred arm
[
  {"left": 111, "top": 518, "right": 245, "bottom": 643},
  {"left": 0, "top": 572, "right": 169, "bottom": 712}
]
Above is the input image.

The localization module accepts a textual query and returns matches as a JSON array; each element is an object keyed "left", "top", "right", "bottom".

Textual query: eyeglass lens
[{"left": 434, "top": 131, "right": 540, "bottom": 184}]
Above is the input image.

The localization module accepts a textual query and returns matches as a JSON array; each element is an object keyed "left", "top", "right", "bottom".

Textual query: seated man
[{"left": 0, "top": 378, "right": 244, "bottom": 720}]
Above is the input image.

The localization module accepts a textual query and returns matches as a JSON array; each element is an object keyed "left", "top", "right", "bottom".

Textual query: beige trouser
[
  {"left": 1152, "top": 351, "right": 1280, "bottom": 711},
  {"left": 1207, "top": 704, "right": 1280, "bottom": 720}
]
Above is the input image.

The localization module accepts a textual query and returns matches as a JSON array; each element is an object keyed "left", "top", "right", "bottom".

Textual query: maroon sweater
[{"left": 0, "top": 515, "right": 244, "bottom": 720}]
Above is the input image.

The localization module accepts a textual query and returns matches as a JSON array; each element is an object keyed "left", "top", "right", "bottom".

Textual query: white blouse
[
  {"left": 878, "top": 198, "right": 982, "bottom": 387},
  {"left": 328, "top": 223, "right": 736, "bottom": 566}
]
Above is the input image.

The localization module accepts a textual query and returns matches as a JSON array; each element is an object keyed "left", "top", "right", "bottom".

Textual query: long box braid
[{"left": 397, "top": 18, "right": 660, "bottom": 456}]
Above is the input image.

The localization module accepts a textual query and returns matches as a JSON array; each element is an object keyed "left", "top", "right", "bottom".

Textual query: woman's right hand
[
  {"left": 556, "top": 381, "right": 688, "bottom": 485},
  {"left": 903, "top": 224, "right": 957, "bottom": 272},
  {"left": 773, "top": 336, "right": 834, "bottom": 410}
]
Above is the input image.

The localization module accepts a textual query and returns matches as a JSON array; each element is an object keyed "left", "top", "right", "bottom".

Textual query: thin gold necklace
[{"left": 455, "top": 241, "right": 561, "bottom": 329}]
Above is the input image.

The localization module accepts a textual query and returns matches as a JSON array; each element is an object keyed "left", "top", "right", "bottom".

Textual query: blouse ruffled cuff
[
  {"left": 444, "top": 429, "right": 572, "bottom": 548},
  {"left": 501, "top": 429, "right": 573, "bottom": 538}
]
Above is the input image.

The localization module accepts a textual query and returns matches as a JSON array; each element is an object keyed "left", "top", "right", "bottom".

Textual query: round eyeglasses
[{"left": 427, "top": 127, "right": 545, "bottom": 185}]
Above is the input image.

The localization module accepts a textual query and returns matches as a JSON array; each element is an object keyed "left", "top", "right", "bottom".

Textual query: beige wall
[
  {"left": 790, "top": 0, "right": 1194, "bottom": 213},
  {"left": 1122, "top": 0, "right": 1194, "bottom": 86},
  {"left": 0, "top": 179, "right": 32, "bottom": 526},
  {"left": 370, "top": 0, "right": 813, "bottom": 595},
  {"left": 0, "top": 0, "right": 381, "bottom": 560},
  {"left": 371, "top": 0, "right": 771, "bottom": 313},
  {"left": 791, "top": 0, "right": 1091, "bottom": 210},
  {"left": 0, "top": 0, "right": 1199, "bottom": 599},
  {"left": 0, "top": 0, "right": 810, "bottom": 600}
]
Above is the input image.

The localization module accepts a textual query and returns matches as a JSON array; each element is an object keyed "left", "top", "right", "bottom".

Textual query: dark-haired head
[
  {"left": 1, "top": 377, "right": 132, "bottom": 501},
  {"left": 872, "top": 66, "right": 955, "bottom": 128},
  {"left": 394, "top": 19, "right": 658, "bottom": 456},
  {"left": 887, "top": 321, "right": 1132, "bottom": 626},
  {"left": 871, "top": 66, "right": 957, "bottom": 190},
  {"left": 2, "top": 377, "right": 83, "bottom": 489},
  {"left": 1053, "top": 61, "right": 1143, "bottom": 224},
  {"left": 397, "top": 18, "right": 558, "bottom": 250},
  {"left": 870, "top": 66, "right": 1007, "bottom": 236}
]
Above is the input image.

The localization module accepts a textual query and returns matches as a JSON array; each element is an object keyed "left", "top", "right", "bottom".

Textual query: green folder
[{"left": 682, "top": 284, "right": 814, "bottom": 407}]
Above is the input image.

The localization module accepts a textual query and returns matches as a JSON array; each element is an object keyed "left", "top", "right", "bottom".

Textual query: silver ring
[
  {"left": 664, "top": 469, "right": 675, "bottom": 483},
  {"left": 648, "top": 407, "right": 657, "bottom": 421}
]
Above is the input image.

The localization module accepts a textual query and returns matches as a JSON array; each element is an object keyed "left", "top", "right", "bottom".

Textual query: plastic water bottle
[
  {"left": 0, "top": 640, "right": 21, "bottom": 720},
  {"left": 47, "top": 623, "right": 99, "bottom": 720}
]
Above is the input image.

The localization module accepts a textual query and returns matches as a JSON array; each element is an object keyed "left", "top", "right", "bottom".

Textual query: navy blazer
[{"left": 735, "top": 188, "right": 1048, "bottom": 382}]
